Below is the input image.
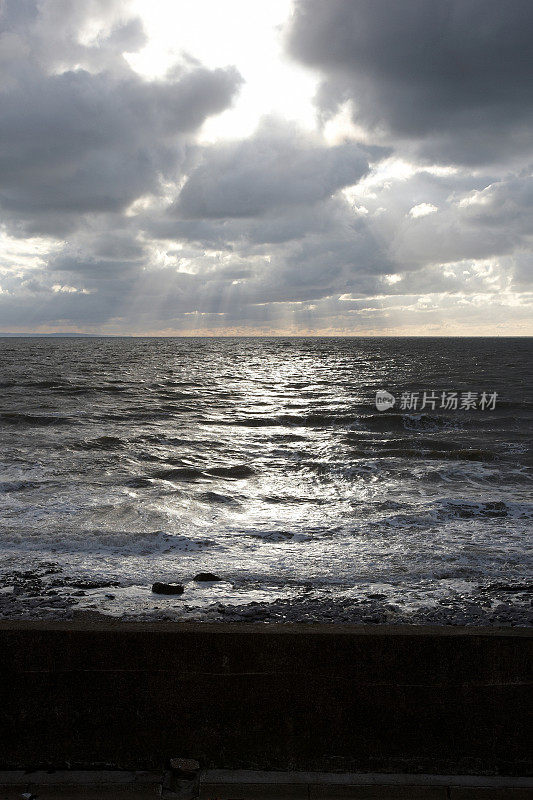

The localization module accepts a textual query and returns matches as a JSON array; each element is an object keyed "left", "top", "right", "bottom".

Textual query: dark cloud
[
  {"left": 176, "top": 119, "right": 374, "bottom": 218},
  {"left": 0, "top": 0, "right": 146, "bottom": 77},
  {"left": 287, "top": 0, "right": 533, "bottom": 165},
  {"left": 1, "top": 66, "right": 240, "bottom": 221},
  {"left": 459, "top": 176, "right": 533, "bottom": 235},
  {"left": 0, "top": 0, "right": 242, "bottom": 236}
]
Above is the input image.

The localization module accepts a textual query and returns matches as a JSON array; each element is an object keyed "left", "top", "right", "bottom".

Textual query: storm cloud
[
  {"left": 0, "top": 0, "right": 241, "bottom": 236},
  {"left": 176, "top": 120, "right": 374, "bottom": 218},
  {"left": 0, "top": 0, "right": 531, "bottom": 334},
  {"left": 287, "top": 0, "right": 533, "bottom": 166}
]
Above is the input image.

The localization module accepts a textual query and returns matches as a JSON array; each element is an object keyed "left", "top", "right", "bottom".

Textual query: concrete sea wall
[{"left": 0, "top": 621, "right": 531, "bottom": 775}]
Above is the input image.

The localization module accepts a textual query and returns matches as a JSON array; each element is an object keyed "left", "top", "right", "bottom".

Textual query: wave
[
  {"left": 9, "top": 380, "right": 95, "bottom": 394},
  {"left": 150, "top": 464, "right": 255, "bottom": 481},
  {"left": 124, "top": 476, "right": 153, "bottom": 488},
  {"left": 383, "top": 498, "right": 533, "bottom": 528},
  {"left": 437, "top": 498, "right": 533, "bottom": 519},
  {"left": 358, "top": 412, "right": 460, "bottom": 432},
  {"left": 0, "top": 480, "right": 41, "bottom": 493},
  {"left": 156, "top": 404, "right": 196, "bottom": 413},
  {"left": 261, "top": 493, "right": 328, "bottom": 505},
  {"left": 99, "top": 410, "right": 174, "bottom": 422},
  {"left": 0, "top": 528, "right": 219, "bottom": 555},
  {"left": 205, "top": 465, "right": 255, "bottom": 479},
  {"left": 152, "top": 467, "right": 205, "bottom": 480},
  {"left": 271, "top": 433, "right": 308, "bottom": 442},
  {"left": 349, "top": 444, "right": 498, "bottom": 462},
  {"left": 0, "top": 412, "right": 71, "bottom": 426},
  {"left": 135, "top": 434, "right": 191, "bottom": 446},
  {"left": 75, "top": 435, "right": 126, "bottom": 450},
  {"left": 21, "top": 380, "right": 70, "bottom": 389},
  {"left": 210, "top": 412, "right": 362, "bottom": 428},
  {"left": 198, "top": 491, "right": 240, "bottom": 504},
  {"left": 244, "top": 529, "right": 313, "bottom": 542}
]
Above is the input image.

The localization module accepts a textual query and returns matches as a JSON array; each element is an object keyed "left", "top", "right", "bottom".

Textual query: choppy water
[{"left": 0, "top": 336, "right": 531, "bottom": 624}]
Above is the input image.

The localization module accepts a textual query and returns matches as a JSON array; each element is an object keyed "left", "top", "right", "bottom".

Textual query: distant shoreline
[{"left": 1, "top": 333, "right": 532, "bottom": 339}]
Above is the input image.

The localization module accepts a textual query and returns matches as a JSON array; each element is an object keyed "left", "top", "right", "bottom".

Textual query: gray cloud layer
[
  {"left": 176, "top": 120, "right": 373, "bottom": 218},
  {"left": 0, "top": 0, "right": 241, "bottom": 237},
  {"left": 288, "top": 0, "right": 533, "bottom": 166},
  {"left": 0, "top": 0, "right": 531, "bottom": 333}
]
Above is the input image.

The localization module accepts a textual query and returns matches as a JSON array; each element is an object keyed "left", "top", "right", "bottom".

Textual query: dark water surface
[{"left": 1, "top": 336, "right": 531, "bottom": 624}]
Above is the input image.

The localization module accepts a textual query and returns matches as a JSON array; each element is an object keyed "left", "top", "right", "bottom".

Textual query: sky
[{"left": 0, "top": 0, "right": 532, "bottom": 335}]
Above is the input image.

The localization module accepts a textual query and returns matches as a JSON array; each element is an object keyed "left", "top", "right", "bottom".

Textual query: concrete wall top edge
[{"left": 0, "top": 620, "right": 531, "bottom": 637}]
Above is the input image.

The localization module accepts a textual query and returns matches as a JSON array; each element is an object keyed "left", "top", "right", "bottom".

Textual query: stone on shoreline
[
  {"left": 193, "top": 572, "right": 221, "bottom": 582},
  {"left": 151, "top": 582, "right": 185, "bottom": 595}
]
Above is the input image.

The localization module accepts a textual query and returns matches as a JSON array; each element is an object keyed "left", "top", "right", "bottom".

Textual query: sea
[{"left": 0, "top": 336, "right": 531, "bottom": 624}]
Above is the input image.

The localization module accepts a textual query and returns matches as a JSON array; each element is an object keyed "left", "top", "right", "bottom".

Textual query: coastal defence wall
[{"left": 0, "top": 621, "right": 531, "bottom": 776}]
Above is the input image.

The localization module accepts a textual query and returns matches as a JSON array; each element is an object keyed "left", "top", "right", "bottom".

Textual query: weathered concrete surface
[
  {"left": 0, "top": 770, "right": 162, "bottom": 799},
  {"left": 0, "top": 621, "right": 531, "bottom": 775},
  {"left": 199, "top": 771, "right": 533, "bottom": 799},
  {"left": 0, "top": 770, "right": 532, "bottom": 799},
  {"left": 201, "top": 786, "right": 448, "bottom": 799},
  {"left": 0, "top": 787, "right": 159, "bottom": 799},
  {"left": 448, "top": 791, "right": 532, "bottom": 800}
]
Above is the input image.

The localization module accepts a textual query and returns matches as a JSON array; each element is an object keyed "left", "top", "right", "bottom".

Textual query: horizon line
[{"left": 1, "top": 333, "right": 532, "bottom": 339}]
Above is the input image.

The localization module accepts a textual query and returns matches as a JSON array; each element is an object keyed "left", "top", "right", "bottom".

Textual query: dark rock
[
  {"left": 193, "top": 572, "right": 222, "bottom": 582},
  {"left": 169, "top": 757, "right": 200, "bottom": 775},
  {"left": 105, "top": 594, "right": 115, "bottom": 599},
  {"left": 152, "top": 582, "right": 185, "bottom": 595},
  {"left": 367, "top": 593, "right": 387, "bottom": 599},
  {"left": 49, "top": 578, "right": 120, "bottom": 590},
  {"left": 71, "top": 579, "right": 120, "bottom": 589}
]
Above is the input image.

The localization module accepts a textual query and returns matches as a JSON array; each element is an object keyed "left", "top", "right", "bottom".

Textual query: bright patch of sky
[{"left": 127, "top": 0, "right": 319, "bottom": 142}]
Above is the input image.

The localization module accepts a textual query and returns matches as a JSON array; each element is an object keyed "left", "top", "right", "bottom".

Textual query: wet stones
[
  {"left": 151, "top": 582, "right": 185, "bottom": 595},
  {"left": 193, "top": 572, "right": 221, "bottom": 582}
]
